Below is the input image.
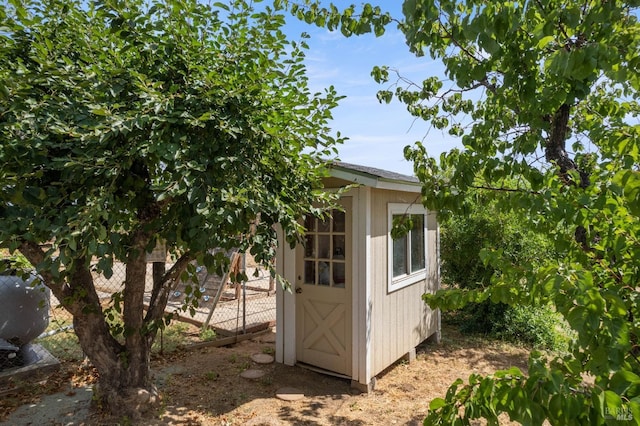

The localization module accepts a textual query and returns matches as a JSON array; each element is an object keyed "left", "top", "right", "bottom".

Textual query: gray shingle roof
[{"left": 329, "top": 161, "right": 419, "bottom": 184}]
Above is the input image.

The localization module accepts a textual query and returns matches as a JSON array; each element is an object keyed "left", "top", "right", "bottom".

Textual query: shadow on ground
[{"left": 2, "top": 326, "right": 530, "bottom": 425}]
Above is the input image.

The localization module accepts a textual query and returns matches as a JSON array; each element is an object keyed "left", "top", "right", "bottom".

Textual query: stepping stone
[
  {"left": 240, "top": 369, "right": 265, "bottom": 379},
  {"left": 245, "top": 416, "right": 281, "bottom": 426},
  {"left": 251, "top": 353, "right": 274, "bottom": 364},
  {"left": 275, "top": 387, "right": 304, "bottom": 401},
  {"left": 259, "top": 334, "right": 276, "bottom": 343}
]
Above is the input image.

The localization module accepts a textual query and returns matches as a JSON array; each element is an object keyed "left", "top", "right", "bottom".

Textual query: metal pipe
[{"left": 241, "top": 252, "right": 246, "bottom": 334}]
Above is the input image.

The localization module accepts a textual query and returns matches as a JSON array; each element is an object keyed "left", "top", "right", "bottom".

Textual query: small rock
[
  {"left": 399, "top": 383, "right": 416, "bottom": 393},
  {"left": 259, "top": 334, "right": 276, "bottom": 343},
  {"left": 275, "top": 387, "right": 304, "bottom": 401},
  {"left": 250, "top": 353, "right": 274, "bottom": 364},
  {"left": 136, "top": 389, "right": 151, "bottom": 404},
  {"left": 245, "top": 416, "right": 282, "bottom": 426},
  {"left": 240, "top": 369, "right": 265, "bottom": 379}
]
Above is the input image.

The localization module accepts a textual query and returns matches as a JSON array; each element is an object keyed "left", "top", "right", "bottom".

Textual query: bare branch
[
  {"left": 545, "top": 104, "right": 590, "bottom": 189},
  {"left": 470, "top": 184, "right": 540, "bottom": 195},
  {"left": 436, "top": 17, "right": 483, "bottom": 64},
  {"left": 17, "top": 241, "right": 70, "bottom": 301},
  {"left": 144, "top": 252, "right": 194, "bottom": 323}
]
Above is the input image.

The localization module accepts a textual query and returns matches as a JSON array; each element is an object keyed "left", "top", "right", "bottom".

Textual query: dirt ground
[{"left": 0, "top": 324, "right": 530, "bottom": 425}]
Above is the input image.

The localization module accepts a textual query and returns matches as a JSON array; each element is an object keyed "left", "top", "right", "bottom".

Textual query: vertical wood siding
[{"left": 369, "top": 189, "right": 439, "bottom": 377}]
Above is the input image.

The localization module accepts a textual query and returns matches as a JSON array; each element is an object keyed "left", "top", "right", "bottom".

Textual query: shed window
[{"left": 388, "top": 204, "right": 427, "bottom": 292}]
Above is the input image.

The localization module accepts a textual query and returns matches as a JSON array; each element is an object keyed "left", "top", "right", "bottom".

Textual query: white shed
[{"left": 275, "top": 162, "right": 441, "bottom": 391}]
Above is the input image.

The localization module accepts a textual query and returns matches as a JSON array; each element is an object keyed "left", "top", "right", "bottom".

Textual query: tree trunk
[
  {"left": 77, "top": 303, "right": 159, "bottom": 420},
  {"left": 19, "top": 225, "right": 202, "bottom": 419},
  {"left": 19, "top": 241, "right": 157, "bottom": 418},
  {"left": 153, "top": 262, "right": 165, "bottom": 289},
  {"left": 74, "top": 242, "right": 158, "bottom": 419},
  {"left": 545, "top": 103, "right": 591, "bottom": 249},
  {"left": 88, "top": 230, "right": 159, "bottom": 419}
]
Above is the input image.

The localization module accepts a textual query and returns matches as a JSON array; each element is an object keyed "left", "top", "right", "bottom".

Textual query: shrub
[
  {"left": 440, "top": 195, "right": 568, "bottom": 351},
  {"left": 496, "top": 305, "right": 570, "bottom": 351}
]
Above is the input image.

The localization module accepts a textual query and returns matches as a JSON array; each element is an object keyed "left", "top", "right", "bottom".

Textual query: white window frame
[{"left": 388, "top": 203, "right": 428, "bottom": 293}]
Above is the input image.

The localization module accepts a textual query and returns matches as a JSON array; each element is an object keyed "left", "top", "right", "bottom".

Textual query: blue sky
[{"left": 282, "top": 7, "right": 460, "bottom": 176}]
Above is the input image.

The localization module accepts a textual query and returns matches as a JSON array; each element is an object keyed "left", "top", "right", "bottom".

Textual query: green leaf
[
  {"left": 537, "top": 35, "right": 555, "bottom": 49},
  {"left": 90, "top": 107, "right": 110, "bottom": 116},
  {"left": 429, "top": 397, "right": 447, "bottom": 410},
  {"left": 604, "top": 390, "right": 623, "bottom": 414},
  {"left": 213, "top": 2, "right": 230, "bottom": 11},
  {"left": 609, "top": 371, "right": 640, "bottom": 395}
]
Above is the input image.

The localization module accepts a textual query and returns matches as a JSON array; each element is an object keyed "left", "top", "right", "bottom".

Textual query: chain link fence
[
  {"left": 0, "top": 251, "right": 276, "bottom": 374},
  {"left": 158, "top": 252, "right": 277, "bottom": 338}
]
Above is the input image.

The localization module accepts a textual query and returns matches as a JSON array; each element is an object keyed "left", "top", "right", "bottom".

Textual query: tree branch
[
  {"left": 144, "top": 252, "right": 194, "bottom": 324},
  {"left": 437, "top": 17, "right": 483, "bottom": 64},
  {"left": 470, "top": 184, "right": 540, "bottom": 195},
  {"left": 544, "top": 104, "right": 590, "bottom": 189},
  {"left": 544, "top": 104, "right": 592, "bottom": 250},
  {"left": 18, "top": 241, "right": 73, "bottom": 305}
]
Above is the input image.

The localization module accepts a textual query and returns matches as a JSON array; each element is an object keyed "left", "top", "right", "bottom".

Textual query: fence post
[{"left": 241, "top": 252, "right": 246, "bottom": 334}]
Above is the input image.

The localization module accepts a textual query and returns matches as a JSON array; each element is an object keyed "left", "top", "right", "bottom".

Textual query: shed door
[{"left": 296, "top": 197, "right": 352, "bottom": 376}]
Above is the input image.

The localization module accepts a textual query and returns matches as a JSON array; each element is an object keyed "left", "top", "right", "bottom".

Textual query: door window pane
[
  {"left": 304, "top": 216, "right": 315, "bottom": 232},
  {"left": 318, "top": 235, "right": 330, "bottom": 259},
  {"left": 333, "top": 210, "right": 345, "bottom": 232},
  {"left": 318, "top": 261, "right": 330, "bottom": 286},
  {"left": 317, "top": 216, "right": 330, "bottom": 232},
  {"left": 303, "top": 206, "right": 348, "bottom": 288},
  {"left": 333, "top": 263, "right": 345, "bottom": 288},
  {"left": 304, "top": 235, "right": 315, "bottom": 258},
  {"left": 333, "top": 235, "right": 345, "bottom": 259},
  {"left": 304, "top": 261, "right": 316, "bottom": 285}
]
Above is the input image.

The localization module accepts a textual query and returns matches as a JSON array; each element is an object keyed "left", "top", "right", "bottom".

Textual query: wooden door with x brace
[{"left": 296, "top": 197, "right": 352, "bottom": 376}]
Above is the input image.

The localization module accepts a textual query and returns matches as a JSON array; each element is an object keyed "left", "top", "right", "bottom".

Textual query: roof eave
[{"left": 328, "top": 168, "right": 423, "bottom": 193}]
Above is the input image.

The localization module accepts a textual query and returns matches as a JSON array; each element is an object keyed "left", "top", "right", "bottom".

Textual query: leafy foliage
[
  {"left": 496, "top": 305, "right": 569, "bottom": 351},
  {"left": 440, "top": 196, "right": 554, "bottom": 293},
  {"left": 281, "top": 0, "right": 640, "bottom": 424},
  {"left": 0, "top": 0, "right": 342, "bottom": 415},
  {"left": 440, "top": 194, "right": 567, "bottom": 350},
  {"left": 0, "top": 249, "right": 32, "bottom": 276}
]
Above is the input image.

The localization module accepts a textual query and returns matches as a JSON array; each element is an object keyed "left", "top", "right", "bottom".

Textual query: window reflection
[
  {"left": 318, "top": 235, "right": 330, "bottom": 259},
  {"left": 333, "top": 210, "right": 345, "bottom": 232},
  {"left": 318, "top": 261, "right": 330, "bottom": 286},
  {"left": 333, "top": 235, "right": 345, "bottom": 259},
  {"left": 304, "top": 235, "right": 315, "bottom": 258},
  {"left": 304, "top": 261, "right": 315, "bottom": 284},
  {"left": 393, "top": 235, "right": 407, "bottom": 277},
  {"left": 410, "top": 215, "right": 426, "bottom": 272},
  {"left": 333, "top": 263, "right": 345, "bottom": 288},
  {"left": 391, "top": 213, "right": 426, "bottom": 279},
  {"left": 304, "top": 216, "right": 315, "bottom": 232},
  {"left": 318, "top": 216, "right": 330, "bottom": 232}
]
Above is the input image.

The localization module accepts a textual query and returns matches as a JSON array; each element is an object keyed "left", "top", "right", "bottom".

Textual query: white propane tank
[{"left": 0, "top": 272, "right": 50, "bottom": 347}]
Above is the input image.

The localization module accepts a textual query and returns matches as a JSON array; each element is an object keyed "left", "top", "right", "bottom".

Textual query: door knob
[{"left": 295, "top": 287, "right": 302, "bottom": 294}]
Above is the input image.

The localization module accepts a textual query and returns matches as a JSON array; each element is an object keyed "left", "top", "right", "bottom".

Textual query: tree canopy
[
  {"left": 0, "top": 0, "right": 342, "bottom": 417},
  {"left": 277, "top": 0, "right": 640, "bottom": 424}
]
